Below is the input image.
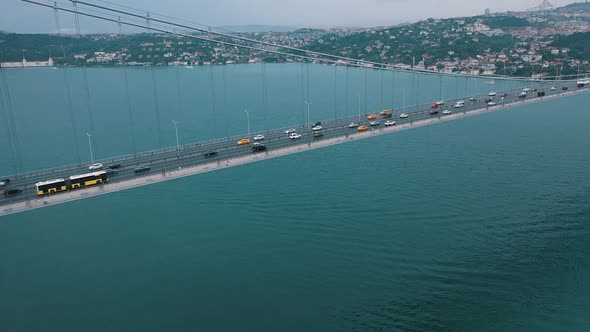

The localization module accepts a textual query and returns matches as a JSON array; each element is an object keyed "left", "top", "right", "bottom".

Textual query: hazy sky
[{"left": 2, "top": 0, "right": 578, "bottom": 33}]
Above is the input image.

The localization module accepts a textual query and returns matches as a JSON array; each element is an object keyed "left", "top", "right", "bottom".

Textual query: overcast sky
[{"left": 2, "top": 0, "right": 578, "bottom": 33}]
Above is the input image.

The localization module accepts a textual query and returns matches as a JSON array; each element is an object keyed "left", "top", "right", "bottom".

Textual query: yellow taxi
[
  {"left": 379, "top": 109, "right": 391, "bottom": 116},
  {"left": 357, "top": 125, "right": 369, "bottom": 132},
  {"left": 367, "top": 114, "right": 377, "bottom": 120},
  {"left": 237, "top": 138, "right": 251, "bottom": 145}
]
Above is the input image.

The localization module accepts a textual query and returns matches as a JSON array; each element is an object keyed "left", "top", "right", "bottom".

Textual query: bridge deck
[{"left": 1, "top": 82, "right": 588, "bottom": 216}]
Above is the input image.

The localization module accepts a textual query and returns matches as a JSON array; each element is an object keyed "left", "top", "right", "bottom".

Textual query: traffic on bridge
[{"left": 2, "top": 79, "right": 588, "bottom": 215}]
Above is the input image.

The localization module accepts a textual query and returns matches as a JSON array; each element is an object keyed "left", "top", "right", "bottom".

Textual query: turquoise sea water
[{"left": 1, "top": 65, "right": 589, "bottom": 331}]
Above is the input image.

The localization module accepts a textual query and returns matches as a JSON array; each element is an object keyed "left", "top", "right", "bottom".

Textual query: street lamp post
[
  {"left": 86, "top": 132, "right": 94, "bottom": 165},
  {"left": 402, "top": 89, "right": 406, "bottom": 111},
  {"left": 503, "top": 63, "right": 508, "bottom": 92},
  {"left": 172, "top": 120, "right": 180, "bottom": 157},
  {"left": 357, "top": 94, "right": 361, "bottom": 122},
  {"left": 305, "top": 101, "right": 311, "bottom": 132},
  {"left": 244, "top": 110, "right": 250, "bottom": 140}
]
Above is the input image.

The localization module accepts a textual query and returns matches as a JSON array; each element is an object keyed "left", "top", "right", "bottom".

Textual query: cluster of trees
[{"left": 551, "top": 31, "right": 590, "bottom": 60}]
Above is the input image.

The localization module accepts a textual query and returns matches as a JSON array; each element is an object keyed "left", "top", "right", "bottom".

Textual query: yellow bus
[
  {"left": 69, "top": 171, "right": 108, "bottom": 189},
  {"left": 35, "top": 178, "right": 67, "bottom": 196}
]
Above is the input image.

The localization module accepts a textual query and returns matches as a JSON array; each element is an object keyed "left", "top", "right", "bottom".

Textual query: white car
[
  {"left": 522, "top": 88, "right": 531, "bottom": 92},
  {"left": 436, "top": 100, "right": 445, "bottom": 105},
  {"left": 253, "top": 134, "right": 265, "bottom": 141},
  {"left": 289, "top": 132, "right": 302, "bottom": 139},
  {"left": 384, "top": 120, "right": 396, "bottom": 126},
  {"left": 469, "top": 97, "right": 476, "bottom": 101},
  {"left": 348, "top": 122, "right": 359, "bottom": 128},
  {"left": 487, "top": 101, "right": 497, "bottom": 106},
  {"left": 442, "top": 110, "right": 452, "bottom": 115},
  {"left": 550, "top": 86, "right": 557, "bottom": 91},
  {"left": 399, "top": 113, "right": 409, "bottom": 118},
  {"left": 369, "top": 121, "right": 380, "bottom": 126},
  {"left": 457, "top": 100, "right": 465, "bottom": 105},
  {"left": 312, "top": 125, "right": 323, "bottom": 131},
  {"left": 89, "top": 163, "right": 103, "bottom": 171},
  {"left": 284, "top": 128, "right": 296, "bottom": 134},
  {"left": 454, "top": 103, "right": 464, "bottom": 108},
  {"left": 488, "top": 92, "right": 497, "bottom": 96}
]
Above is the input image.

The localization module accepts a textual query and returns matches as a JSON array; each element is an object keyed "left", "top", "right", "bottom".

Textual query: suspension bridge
[{"left": 1, "top": 0, "right": 589, "bottom": 216}]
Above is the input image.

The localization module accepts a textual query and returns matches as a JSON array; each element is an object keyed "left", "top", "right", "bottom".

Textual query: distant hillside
[
  {"left": 218, "top": 25, "right": 296, "bottom": 33},
  {"left": 551, "top": 31, "right": 590, "bottom": 58},
  {"left": 560, "top": 2, "right": 590, "bottom": 10}
]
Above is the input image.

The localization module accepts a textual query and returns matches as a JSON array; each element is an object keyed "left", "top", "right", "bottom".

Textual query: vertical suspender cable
[
  {"left": 151, "top": 67, "right": 162, "bottom": 147},
  {"left": 305, "top": 62, "right": 310, "bottom": 103},
  {"left": 0, "top": 64, "right": 23, "bottom": 173},
  {"left": 55, "top": 6, "right": 81, "bottom": 164},
  {"left": 363, "top": 67, "right": 367, "bottom": 115},
  {"left": 333, "top": 65, "right": 337, "bottom": 120},
  {"left": 174, "top": 64, "right": 184, "bottom": 146},
  {"left": 222, "top": 65, "right": 229, "bottom": 139},
  {"left": 299, "top": 63, "right": 305, "bottom": 125},
  {"left": 439, "top": 74, "right": 443, "bottom": 101},
  {"left": 0, "top": 65, "right": 18, "bottom": 174},
  {"left": 122, "top": 64, "right": 136, "bottom": 154},
  {"left": 412, "top": 71, "right": 418, "bottom": 105},
  {"left": 73, "top": 0, "right": 98, "bottom": 160},
  {"left": 62, "top": 67, "right": 81, "bottom": 164},
  {"left": 119, "top": 18, "right": 137, "bottom": 154},
  {"left": 345, "top": 66, "right": 349, "bottom": 116},
  {"left": 81, "top": 59, "right": 97, "bottom": 158},
  {"left": 416, "top": 72, "right": 421, "bottom": 106},
  {"left": 260, "top": 62, "right": 268, "bottom": 125},
  {"left": 380, "top": 69, "right": 384, "bottom": 109},
  {"left": 146, "top": 12, "right": 162, "bottom": 147},
  {"left": 53, "top": 2, "right": 61, "bottom": 34},
  {"left": 391, "top": 70, "right": 395, "bottom": 107},
  {"left": 209, "top": 65, "right": 217, "bottom": 135},
  {"left": 464, "top": 76, "right": 468, "bottom": 98},
  {"left": 72, "top": 0, "right": 80, "bottom": 35}
]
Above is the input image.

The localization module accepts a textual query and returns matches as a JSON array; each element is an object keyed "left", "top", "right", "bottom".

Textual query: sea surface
[{"left": 1, "top": 64, "right": 589, "bottom": 331}]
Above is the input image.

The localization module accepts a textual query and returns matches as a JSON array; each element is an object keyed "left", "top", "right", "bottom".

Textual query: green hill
[{"left": 551, "top": 31, "right": 590, "bottom": 59}]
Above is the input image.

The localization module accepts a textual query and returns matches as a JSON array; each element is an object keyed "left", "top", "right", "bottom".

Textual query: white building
[{"left": 1, "top": 56, "right": 54, "bottom": 68}]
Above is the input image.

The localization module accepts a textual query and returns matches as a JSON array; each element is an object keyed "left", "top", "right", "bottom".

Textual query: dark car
[
  {"left": 3, "top": 188, "right": 23, "bottom": 196},
  {"left": 108, "top": 164, "right": 122, "bottom": 170},
  {"left": 537, "top": 91, "right": 546, "bottom": 97},
  {"left": 105, "top": 169, "right": 119, "bottom": 176},
  {"left": 429, "top": 110, "right": 439, "bottom": 115},
  {"left": 562, "top": 86, "right": 568, "bottom": 91},
  {"left": 203, "top": 151, "right": 218, "bottom": 157},
  {"left": 577, "top": 83, "right": 585, "bottom": 88},
  {"left": 0, "top": 178, "right": 10, "bottom": 187},
  {"left": 252, "top": 143, "right": 267, "bottom": 153},
  {"left": 134, "top": 165, "right": 151, "bottom": 174}
]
